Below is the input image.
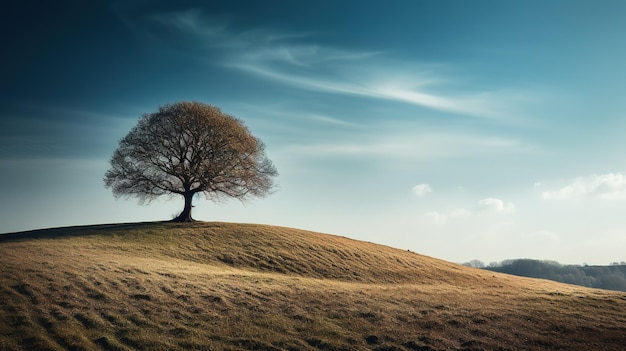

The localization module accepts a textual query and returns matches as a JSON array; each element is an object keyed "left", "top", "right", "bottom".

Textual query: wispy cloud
[
  {"left": 229, "top": 97, "right": 535, "bottom": 164},
  {"left": 476, "top": 198, "right": 516, "bottom": 214},
  {"left": 412, "top": 184, "right": 433, "bottom": 197},
  {"left": 422, "top": 197, "right": 515, "bottom": 226},
  {"left": 305, "top": 113, "right": 358, "bottom": 127},
  {"left": 132, "top": 9, "right": 536, "bottom": 121},
  {"left": 230, "top": 58, "right": 530, "bottom": 120},
  {"left": 542, "top": 173, "right": 626, "bottom": 200},
  {"left": 282, "top": 131, "right": 528, "bottom": 160},
  {"left": 118, "top": 7, "right": 539, "bottom": 168}
]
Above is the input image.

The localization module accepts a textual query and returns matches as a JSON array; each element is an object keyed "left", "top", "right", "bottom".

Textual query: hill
[{"left": 1, "top": 222, "right": 625, "bottom": 351}]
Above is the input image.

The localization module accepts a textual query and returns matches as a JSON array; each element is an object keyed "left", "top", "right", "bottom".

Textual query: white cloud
[
  {"left": 542, "top": 173, "right": 626, "bottom": 200},
  {"left": 476, "top": 198, "right": 516, "bottom": 214},
  {"left": 305, "top": 113, "right": 358, "bottom": 127},
  {"left": 421, "top": 198, "right": 514, "bottom": 227},
  {"left": 412, "top": 183, "right": 432, "bottom": 197},
  {"left": 138, "top": 10, "right": 536, "bottom": 121},
  {"left": 282, "top": 131, "right": 528, "bottom": 161},
  {"left": 424, "top": 211, "right": 446, "bottom": 225},
  {"left": 233, "top": 60, "right": 530, "bottom": 120}
]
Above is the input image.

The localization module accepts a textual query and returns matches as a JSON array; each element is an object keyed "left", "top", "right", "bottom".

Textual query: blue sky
[{"left": 2, "top": 0, "right": 626, "bottom": 264}]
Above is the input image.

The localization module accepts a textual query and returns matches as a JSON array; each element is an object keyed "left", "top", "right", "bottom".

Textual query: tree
[
  {"left": 463, "top": 259, "right": 485, "bottom": 268},
  {"left": 104, "top": 101, "right": 278, "bottom": 222}
]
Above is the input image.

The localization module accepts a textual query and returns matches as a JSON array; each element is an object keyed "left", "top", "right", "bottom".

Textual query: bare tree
[{"left": 104, "top": 101, "right": 278, "bottom": 222}]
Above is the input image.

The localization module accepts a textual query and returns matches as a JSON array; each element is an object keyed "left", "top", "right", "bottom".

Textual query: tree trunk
[{"left": 173, "top": 191, "right": 195, "bottom": 222}]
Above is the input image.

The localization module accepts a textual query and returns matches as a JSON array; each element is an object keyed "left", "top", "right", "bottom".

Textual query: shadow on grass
[{"left": 0, "top": 221, "right": 176, "bottom": 242}]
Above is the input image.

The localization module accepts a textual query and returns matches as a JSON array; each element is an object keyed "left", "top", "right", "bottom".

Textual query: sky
[{"left": 2, "top": 0, "right": 626, "bottom": 265}]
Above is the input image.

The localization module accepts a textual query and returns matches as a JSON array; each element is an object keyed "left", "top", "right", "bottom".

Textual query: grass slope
[{"left": 1, "top": 222, "right": 625, "bottom": 351}]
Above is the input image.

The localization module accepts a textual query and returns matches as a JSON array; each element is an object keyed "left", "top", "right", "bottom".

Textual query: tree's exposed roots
[{"left": 171, "top": 216, "right": 196, "bottom": 223}]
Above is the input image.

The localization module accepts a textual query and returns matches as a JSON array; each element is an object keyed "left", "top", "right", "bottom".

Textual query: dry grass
[{"left": 1, "top": 221, "right": 625, "bottom": 350}]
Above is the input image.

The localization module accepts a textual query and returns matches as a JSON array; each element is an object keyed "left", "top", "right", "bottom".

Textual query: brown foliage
[{"left": 104, "top": 102, "right": 277, "bottom": 221}]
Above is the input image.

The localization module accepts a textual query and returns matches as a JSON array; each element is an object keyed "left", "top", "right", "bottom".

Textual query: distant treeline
[{"left": 464, "top": 259, "right": 626, "bottom": 292}]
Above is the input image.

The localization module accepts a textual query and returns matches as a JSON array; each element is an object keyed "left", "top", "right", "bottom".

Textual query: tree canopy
[
  {"left": 484, "top": 259, "right": 626, "bottom": 292},
  {"left": 104, "top": 101, "right": 278, "bottom": 222}
]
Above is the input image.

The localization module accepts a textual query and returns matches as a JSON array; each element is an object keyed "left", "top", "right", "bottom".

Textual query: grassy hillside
[{"left": 1, "top": 222, "right": 625, "bottom": 351}]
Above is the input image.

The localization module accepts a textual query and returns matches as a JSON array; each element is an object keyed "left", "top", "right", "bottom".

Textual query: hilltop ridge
[
  {"left": 1, "top": 222, "right": 626, "bottom": 350},
  {"left": 0, "top": 221, "right": 487, "bottom": 284}
]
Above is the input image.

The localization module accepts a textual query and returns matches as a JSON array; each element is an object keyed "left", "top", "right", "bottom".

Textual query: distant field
[{"left": 1, "top": 222, "right": 625, "bottom": 350}]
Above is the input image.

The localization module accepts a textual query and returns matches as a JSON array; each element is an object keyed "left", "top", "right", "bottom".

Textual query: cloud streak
[
  {"left": 135, "top": 9, "right": 535, "bottom": 120},
  {"left": 422, "top": 197, "right": 515, "bottom": 226},
  {"left": 281, "top": 131, "right": 528, "bottom": 160},
  {"left": 231, "top": 55, "right": 529, "bottom": 120},
  {"left": 542, "top": 173, "right": 626, "bottom": 200}
]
